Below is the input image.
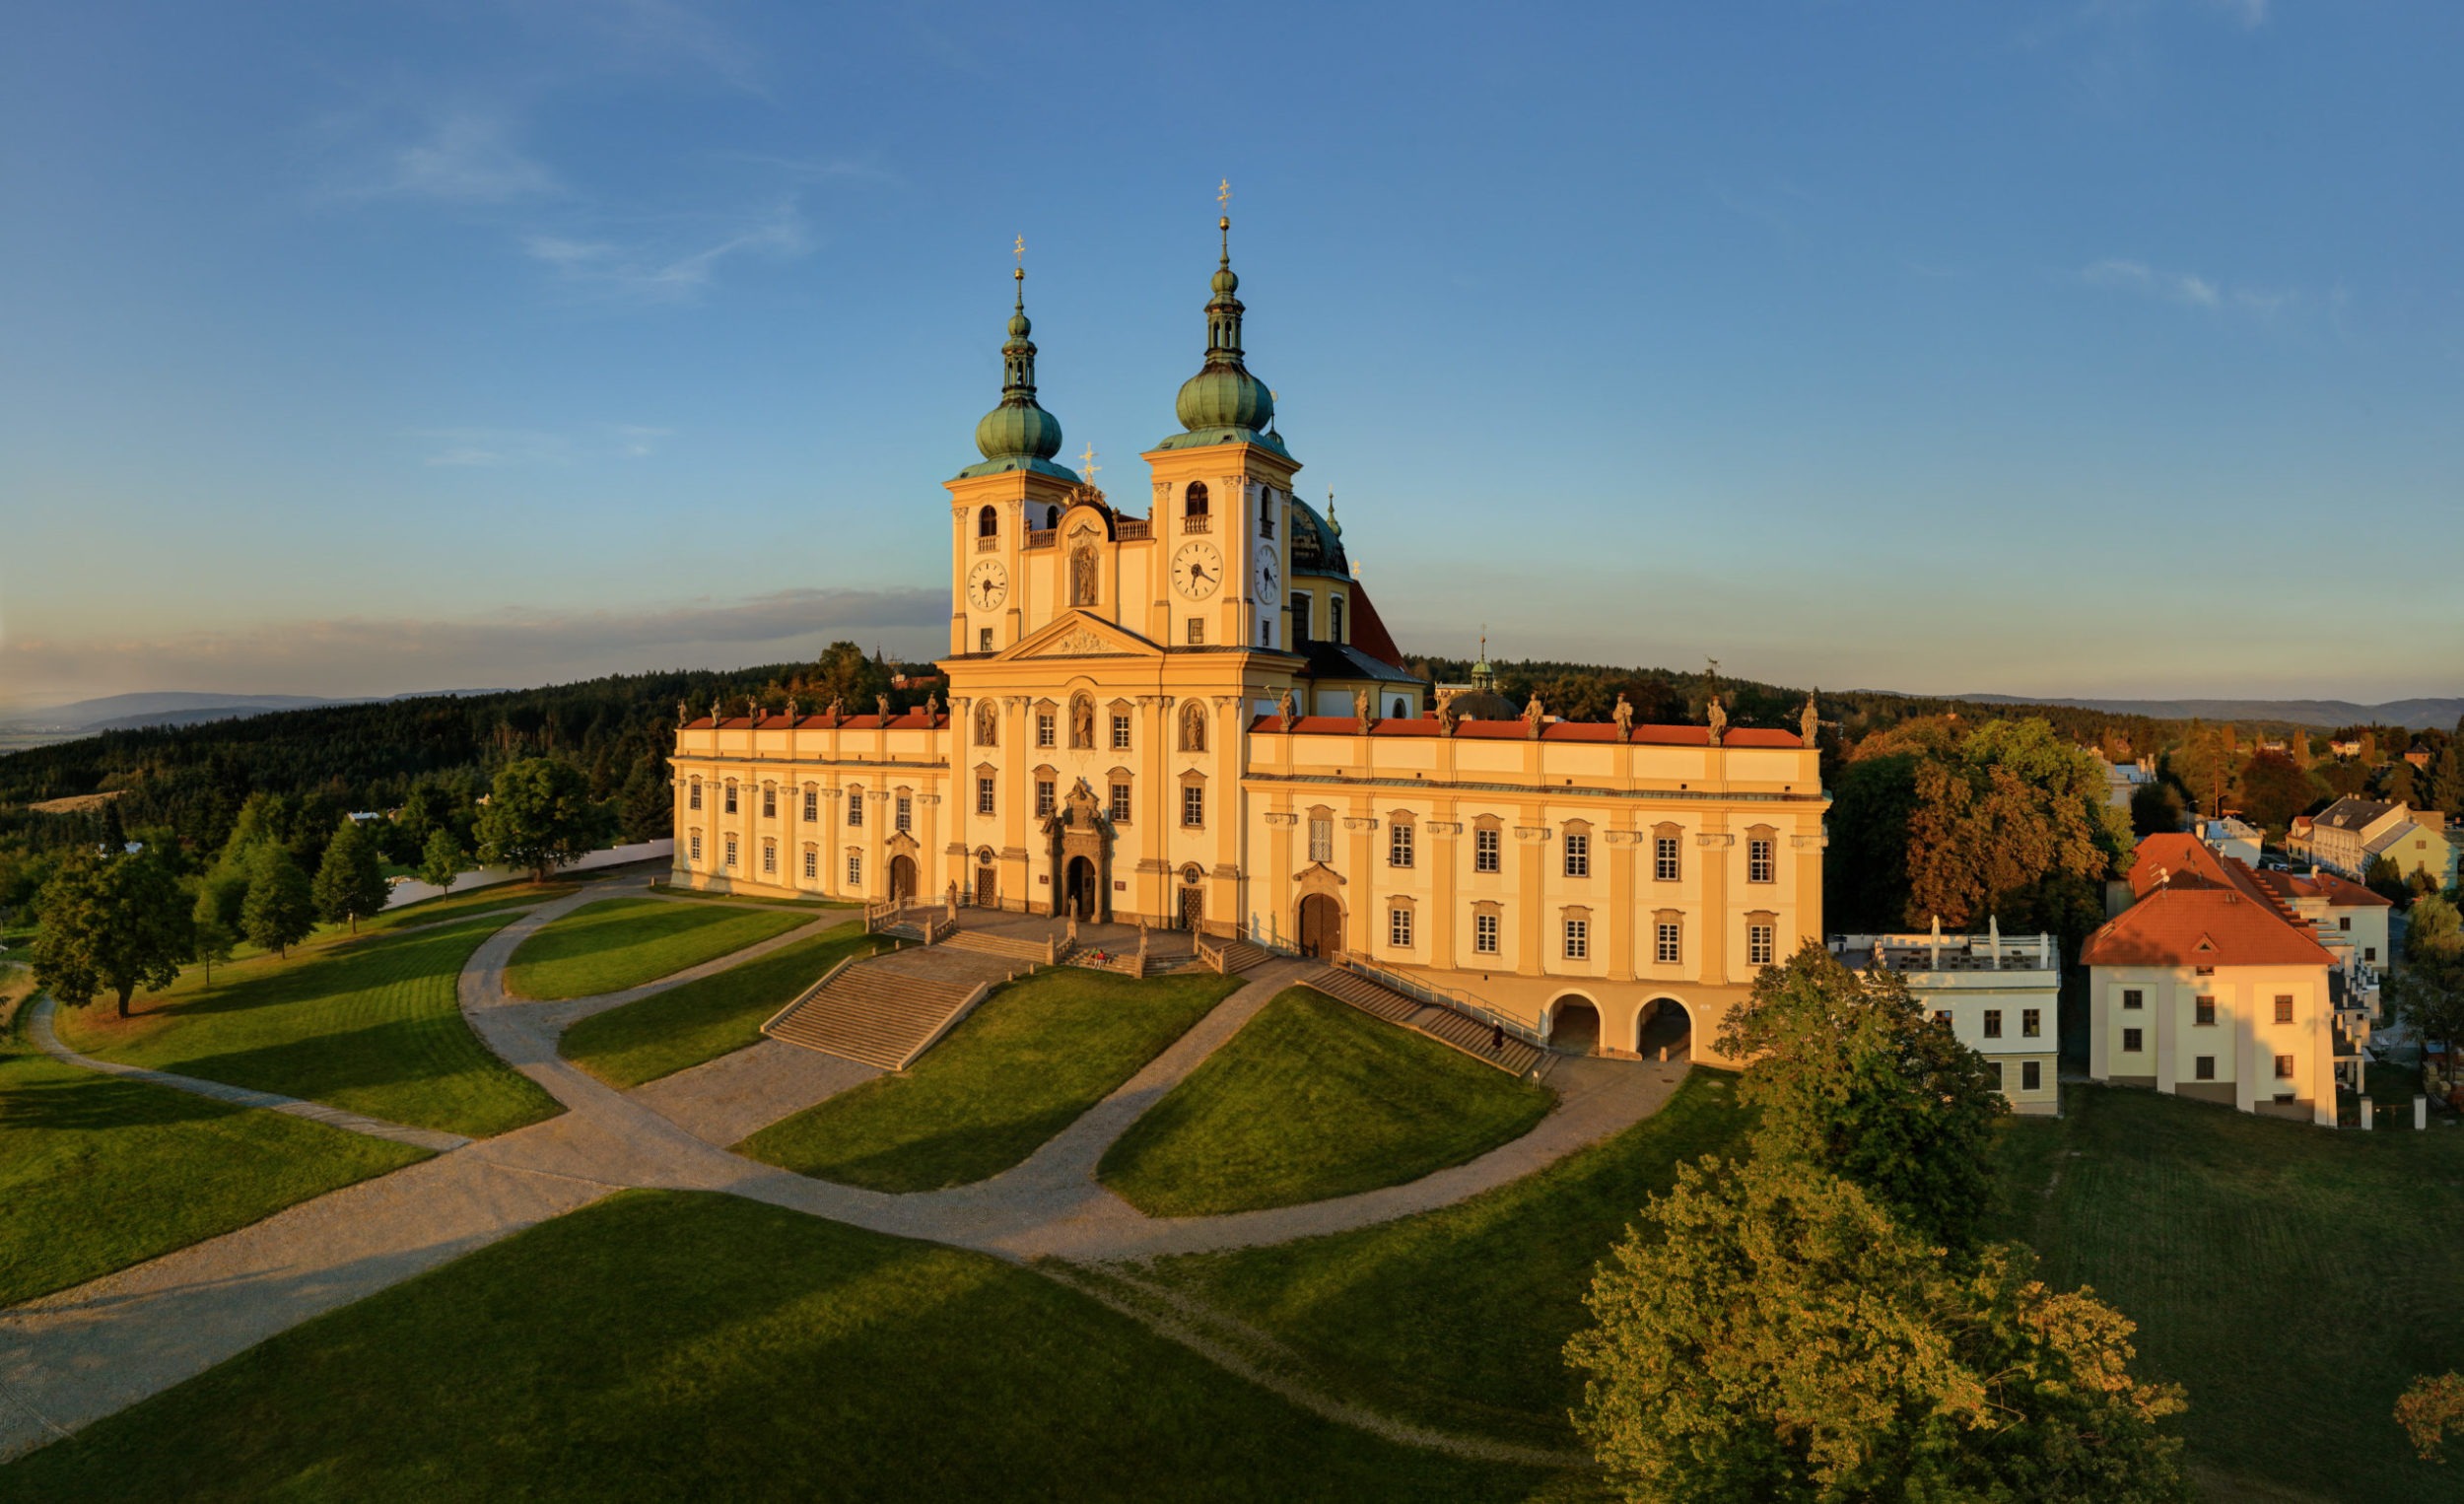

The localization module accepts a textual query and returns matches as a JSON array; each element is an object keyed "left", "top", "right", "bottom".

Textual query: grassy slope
[
  {"left": 0, "top": 1191, "right": 1549, "bottom": 1504},
  {"left": 1991, "top": 1084, "right": 2464, "bottom": 1503},
  {"left": 361, "top": 880, "right": 576, "bottom": 933},
  {"left": 57, "top": 915, "right": 560, "bottom": 1138},
  {"left": 739, "top": 969, "right": 1242, "bottom": 1192},
  {"left": 1150, "top": 1069, "right": 1748, "bottom": 1447},
  {"left": 504, "top": 896, "right": 805, "bottom": 1001},
  {"left": 0, "top": 973, "right": 425, "bottom": 1307},
  {"left": 560, "top": 924, "right": 887, "bottom": 1088},
  {"left": 1100, "top": 987, "right": 1556, "bottom": 1216},
  {"left": 646, "top": 883, "right": 854, "bottom": 910}
]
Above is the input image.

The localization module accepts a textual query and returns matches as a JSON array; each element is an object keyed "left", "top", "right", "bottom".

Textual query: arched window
[
  {"left": 1044, "top": 504, "right": 1059, "bottom": 529},
  {"left": 1185, "top": 481, "right": 1209, "bottom": 518},
  {"left": 975, "top": 700, "right": 998, "bottom": 747},
  {"left": 1329, "top": 594, "right": 1344, "bottom": 643},
  {"left": 977, "top": 505, "right": 997, "bottom": 538},
  {"left": 1259, "top": 485, "right": 1274, "bottom": 537},
  {"left": 1180, "top": 701, "right": 1207, "bottom": 753},
  {"left": 1391, "top": 697, "right": 1408, "bottom": 718}
]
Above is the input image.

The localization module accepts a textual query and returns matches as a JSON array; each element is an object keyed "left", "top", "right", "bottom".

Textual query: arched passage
[
  {"left": 1546, "top": 994, "right": 1602, "bottom": 1056},
  {"left": 1637, "top": 995, "right": 1693, "bottom": 1061},
  {"left": 1064, "top": 855, "right": 1098, "bottom": 921}
]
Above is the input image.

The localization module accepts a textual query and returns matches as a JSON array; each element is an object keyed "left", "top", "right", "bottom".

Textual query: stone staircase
[
  {"left": 944, "top": 928, "right": 1064, "bottom": 965},
  {"left": 1305, "top": 965, "right": 1545, "bottom": 1077},
  {"left": 763, "top": 944, "right": 1025, "bottom": 1071}
]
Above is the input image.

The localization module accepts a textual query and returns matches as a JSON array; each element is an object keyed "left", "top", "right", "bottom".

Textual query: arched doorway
[
  {"left": 1296, "top": 893, "right": 1343, "bottom": 958},
  {"left": 974, "top": 849, "right": 997, "bottom": 909},
  {"left": 1547, "top": 996, "right": 1602, "bottom": 1056},
  {"left": 888, "top": 855, "right": 918, "bottom": 905},
  {"left": 1637, "top": 996, "right": 1693, "bottom": 1061},
  {"left": 1064, "top": 855, "right": 1098, "bottom": 921}
]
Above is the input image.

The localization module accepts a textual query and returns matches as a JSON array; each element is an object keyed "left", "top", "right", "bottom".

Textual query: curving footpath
[{"left": 0, "top": 876, "right": 1680, "bottom": 1463}]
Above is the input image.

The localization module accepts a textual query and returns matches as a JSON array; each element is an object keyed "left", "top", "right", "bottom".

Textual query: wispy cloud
[
  {"left": 2206, "top": 0, "right": 2269, "bottom": 28},
  {"left": 347, "top": 109, "right": 560, "bottom": 203},
  {"left": 410, "top": 424, "right": 673, "bottom": 466},
  {"left": 2080, "top": 256, "right": 2289, "bottom": 317},
  {"left": 520, "top": 195, "right": 810, "bottom": 301},
  {"left": 519, "top": 0, "right": 770, "bottom": 96}
]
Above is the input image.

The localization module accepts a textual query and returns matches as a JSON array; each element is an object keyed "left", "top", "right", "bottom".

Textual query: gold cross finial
[
  {"left": 1013, "top": 235, "right": 1025, "bottom": 264},
  {"left": 1077, "top": 444, "right": 1099, "bottom": 483},
  {"left": 1217, "top": 177, "right": 1232, "bottom": 210}
]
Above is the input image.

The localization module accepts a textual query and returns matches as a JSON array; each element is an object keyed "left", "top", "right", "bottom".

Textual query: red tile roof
[
  {"left": 1344, "top": 579, "right": 1408, "bottom": 671},
  {"left": 2088, "top": 833, "right": 2337, "bottom": 969},
  {"left": 2248, "top": 867, "right": 2393, "bottom": 909},
  {"left": 1248, "top": 716, "right": 1806, "bottom": 747},
  {"left": 683, "top": 713, "right": 948, "bottom": 731}
]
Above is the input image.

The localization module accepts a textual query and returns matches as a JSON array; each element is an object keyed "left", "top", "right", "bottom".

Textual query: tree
[
  {"left": 1903, "top": 718, "right": 2133, "bottom": 933},
  {"left": 1824, "top": 753, "right": 1920, "bottom": 933},
  {"left": 2398, "top": 1373, "right": 2464, "bottom": 1463},
  {"left": 476, "top": 757, "right": 600, "bottom": 882},
  {"left": 190, "top": 884, "right": 236, "bottom": 989},
  {"left": 1566, "top": 1156, "right": 2190, "bottom": 1503},
  {"left": 240, "top": 843, "right": 314, "bottom": 958},
  {"left": 27, "top": 849, "right": 192, "bottom": 1018},
  {"left": 1717, "top": 944, "right": 2007, "bottom": 1250},
  {"left": 618, "top": 758, "right": 673, "bottom": 844},
  {"left": 2366, "top": 854, "right": 2411, "bottom": 907},
  {"left": 2384, "top": 760, "right": 2422, "bottom": 808},
  {"left": 311, "top": 816, "right": 389, "bottom": 934},
  {"left": 2130, "top": 780, "right": 2185, "bottom": 839},
  {"left": 800, "top": 640, "right": 891, "bottom": 716},
  {"left": 418, "top": 828, "right": 468, "bottom": 894},
  {"left": 2388, "top": 950, "right": 2464, "bottom": 1058},
  {"left": 2427, "top": 742, "right": 2464, "bottom": 820},
  {"left": 2234, "top": 750, "right": 2323, "bottom": 839},
  {"left": 2411, "top": 895, "right": 2463, "bottom": 963}
]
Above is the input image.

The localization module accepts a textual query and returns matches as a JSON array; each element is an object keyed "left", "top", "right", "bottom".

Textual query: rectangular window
[
  {"left": 1037, "top": 780, "right": 1057, "bottom": 818},
  {"left": 977, "top": 778, "right": 995, "bottom": 816},
  {"left": 979, "top": 627, "right": 993, "bottom": 653},
  {"left": 1747, "top": 837, "right": 1774, "bottom": 884},
  {"left": 847, "top": 790, "right": 864, "bottom": 828},
  {"left": 725, "top": 785, "right": 738, "bottom": 814},
  {"left": 1655, "top": 923, "right": 1680, "bottom": 965},
  {"left": 1036, "top": 714, "right": 1056, "bottom": 749},
  {"left": 1474, "top": 827, "right": 1500, "bottom": 873},
  {"left": 1473, "top": 912, "right": 1500, "bottom": 954},
  {"left": 1329, "top": 594, "right": 1345, "bottom": 643},
  {"left": 1260, "top": 622, "right": 1273, "bottom": 648},
  {"left": 2022, "top": 1008, "right": 2041, "bottom": 1039},
  {"left": 689, "top": 782, "right": 703, "bottom": 810},
  {"left": 803, "top": 850, "right": 816, "bottom": 880},
  {"left": 847, "top": 854, "right": 861, "bottom": 888},
  {"left": 1308, "top": 817, "right": 1333, "bottom": 863},
  {"left": 762, "top": 786, "right": 776, "bottom": 818},
  {"left": 1182, "top": 785, "right": 1205, "bottom": 828},
  {"left": 1389, "top": 823, "right": 1414, "bottom": 868},
  {"left": 803, "top": 789, "right": 817, "bottom": 821},
  {"left": 1654, "top": 835, "right": 1680, "bottom": 882},
  {"left": 1112, "top": 714, "right": 1131, "bottom": 750},
  {"left": 2339, "top": 917, "right": 2352, "bottom": 931},
  {"left": 762, "top": 844, "right": 776, "bottom": 874},
  {"left": 1935, "top": 1009, "right": 1952, "bottom": 1026},
  {"left": 1289, "top": 591, "right": 1312, "bottom": 643},
  {"left": 689, "top": 832, "right": 702, "bottom": 861},
  {"left": 1109, "top": 783, "right": 1131, "bottom": 824},
  {"left": 1186, "top": 619, "right": 1205, "bottom": 646},
  {"left": 2195, "top": 995, "right": 2216, "bottom": 1026},
  {"left": 2022, "top": 1060, "right": 2042, "bottom": 1092},
  {"left": 1563, "top": 918, "right": 1589, "bottom": 960},
  {"left": 2274, "top": 994, "right": 2293, "bottom": 1024},
  {"left": 2194, "top": 1055, "right": 2216, "bottom": 1081},
  {"left": 895, "top": 794, "right": 912, "bottom": 833},
  {"left": 2122, "top": 988, "right": 2144, "bottom": 1010},
  {"left": 2364, "top": 946, "right": 2377, "bottom": 962},
  {"left": 2275, "top": 1054, "right": 2295, "bottom": 1079},
  {"left": 1989, "top": 1060, "right": 2006, "bottom": 1089},
  {"left": 1389, "top": 907, "right": 1413, "bottom": 949},
  {"left": 1748, "top": 923, "right": 1774, "bottom": 966},
  {"left": 1563, "top": 832, "right": 1590, "bottom": 878},
  {"left": 724, "top": 836, "right": 738, "bottom": 869},
  {"left": 1983, "top": 1009, "right": 2004, "bottom": 1039},
  {"left": 2123, "top": 1027, "right": 2144, "bottom": 1053}
]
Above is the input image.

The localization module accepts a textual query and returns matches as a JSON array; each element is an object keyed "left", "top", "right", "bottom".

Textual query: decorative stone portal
[
  {"left": 1296, "top": 893, "right": 1343, "bottom": 958},
  {"left": 1041, "top": 778, "right": 1114, "bottom": 922},
  {"left": 888, "top": 854, "right": 919, "bottom": 904}
]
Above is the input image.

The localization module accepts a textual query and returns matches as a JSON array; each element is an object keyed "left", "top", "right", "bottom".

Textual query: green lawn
[
  {"left": 362, "top": 880, "right": 577, "bottom": 933},
  {"left": 1100, "top": 987, "right": 1556, "bottom": 1216},
  {"left": 647, "top": 883, "right": 855, "bottom": 911},
  {"left": 0, "top": 1191, "right": 1549, "bottom": 1503},
  {"left": 561, "top": 923, "right": 888, "bottom": 1088},
  {"left": 504, "top": 896, "right": 807, "bottom": 1001},
  {"left": 1, "top": 975, "right": 426, "bottom": 1308},
  {"left": 1148, "top": 1069, "right": 1749, "bottom": 1447},
  {"left": 1990, "top": 1084, "right": 2464, "bottom": 1503},
  {"left": 57, "top": 915, "right": 561, "bottom": 1138},
  {"left": 738, "top": 969, "right": 1242, "bottom": 1192}
]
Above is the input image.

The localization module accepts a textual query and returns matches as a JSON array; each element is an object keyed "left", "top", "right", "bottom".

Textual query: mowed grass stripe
[
  {"left": 1100, "top": 987, "right": 1555, "bottom": 1217},
  {"left": 0, "top": 1191, "right": 1540, "bottom": 1503},
  {"left": 2, "top": 986, "right": 427, "bottom": 1308},
  {"left": 505, "top": 896, "right": 806, "bottom": 1001},
  {"left": 362, "top": 881, "right": 577, "bottom": 934},
  {"left": 1149, "top": 1069, "right": 1750, "bottom": 1447},
  {"left": 738, "top": 969, "right": 1241, "bottom": 1193},
  {"left": 561, "top": 923, "right": 887, "bottom": 1088},
  {"left": 57, "top": 914, "right": 560, "bottom": 1138}
]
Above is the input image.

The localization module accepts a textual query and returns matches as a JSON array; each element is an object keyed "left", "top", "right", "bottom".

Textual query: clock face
[
  {"left": 1254, "top": 551, "right": 1280, "bottom": 605},
  {"left": 967, "top": 559, "right": 1008, "bottom": 610},
  {"left": 1173, "top": 541, "right": 1223, "bottom": 600}
]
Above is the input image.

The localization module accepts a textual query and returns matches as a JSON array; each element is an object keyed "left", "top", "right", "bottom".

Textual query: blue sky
[{"left": 3, "top": 0, "right": 2458, "bottom": 709}]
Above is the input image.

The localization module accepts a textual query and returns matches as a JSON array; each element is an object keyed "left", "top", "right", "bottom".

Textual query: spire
[
  {"left": 1161, "top": 182, "right": 1284, "bottom": 451},
  {"left": 964, "top": 253, "right": 1068, "bottom": 478}
]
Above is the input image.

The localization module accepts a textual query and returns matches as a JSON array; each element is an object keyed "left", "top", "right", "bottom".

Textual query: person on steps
[{"left": 1490, "top": 1022, "right": 1505, "bottom": 1054}]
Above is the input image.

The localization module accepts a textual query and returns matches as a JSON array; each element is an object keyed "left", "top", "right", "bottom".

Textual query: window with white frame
[
  {"left": 1654, "top": 834, "right": 1680, "bottom": 881},
  {"left": 977, "top": 777, "right": 995, "bottom": 816},
  {"left": 1473, "top": 911, "right": 1500, "bottom": 954},
  {"left": 1563, "top": 832, "right": 1590, "bottom": 878},
  {"left": 762, "top": 842, "right": 776, "bottom": 874},
  {"left": 1186, "top": 619, "right": 1205, "bottom": 646},
  {"left": 1036, "top": 713, "right": 1056, "bottom": 749},
  {"left": 689, "top": 780, "right": 702, "bottom": 810},
  {"left": 1654, "top": 922, "right": 1680, "bottom": 965},
  {"left": 802, "top": 849, "right": 816, "bottom": 879},
  {"left": 1389, "top": 822, "right": 1414, "bottom": 868},
  {"left": 847, "top": 788, "right": 864, "bottom": 827},
  {"left": 1109, "top": 782, "right": 1131, "bottom": 823},
  {"left": 1182, "top": 784, "right": 1204, "bottom": 828},
  {"left": 762, "top": 786, "right": 777, "bottom": 819},
  {"left": 1563, "top": 918, "right": 1589, "bottom": 960},
  {"left": 979, "top": 627, "right": 993, "bottom": 652},
  {"left": 803, "top": 788, "right": 817, "bottom": 821},
  {"left": 724, "top": 784, "right": 738, "bottom": 814},
  {"left": 1389, "top": 906, "right": 1413, "bottom": 949},
  {"left": 2274, "top": 1054, "right": 2294, "bottom": 1079},
  {"left": 1308, "top": 816, "right": 1333, "bottom": 863},
  {"left": 1112, "top": 714, "right": 1131, "bottom": 750},
  {"left": 1474, "top": 827, "right": 1500, "bottom": 873},
  {"left": 1036, "top": 780, "right": 1056, "bottom": 817},
  {"left": 1747, "top": 837, "right": 1775, "bottom": 884},
  {"left": 895, "top": 794, "right": 912, "bottom": 833},
  {"left": 724, "top": 835, "right": 738, "bottom": 868},
  {"left": 2022, "top": 1008, "right": 2041, "bottom": 1038},
  {"left": 847, "top": 853, "right": 862, "bottom": 887},
  {"left": 1748, "top": 923, "right": 1774, "bottom": 966},
  {"left": 1329, "top": 594, "right": 1344, "bottom": 643},
  {"left": 2021, "top": 1060, "right": 2042, "bottom": 1091},
  {"left": 689, "top": 832, "right": 702, "bottom": 861},
  {"left": 2122, "top": 1027, "right": 2143, "bottom": 1053}
]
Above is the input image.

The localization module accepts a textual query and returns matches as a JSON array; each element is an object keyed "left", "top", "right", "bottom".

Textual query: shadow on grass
[{"left": 0, "top": 1066, "right": 245, "bottom": 1132}]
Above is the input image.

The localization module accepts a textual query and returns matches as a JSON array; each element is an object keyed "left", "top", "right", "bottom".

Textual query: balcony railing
[
  {"left": 1024, "top": 528, "right": 1056, "bottom": 550},
  {"left": 1115, "top": 518, "right": 1151, "bottom": 541},
  {"left": 1181, "top": 513, "right": 1211, "bottom": 534}
]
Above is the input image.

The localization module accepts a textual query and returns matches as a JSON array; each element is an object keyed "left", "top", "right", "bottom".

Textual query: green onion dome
[
  {"left": 1157, "top": 216, "right": 1287, "bottom": 453},
  {"left": 962, "top": 268, "right": 1074, "bottom": 478}
]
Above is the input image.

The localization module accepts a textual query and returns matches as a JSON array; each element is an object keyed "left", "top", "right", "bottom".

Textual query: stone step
[
  {"left": 763, "top": 949, "right": 1015, "bottom": 1071},
  {"left": 1303, "top": 965, "right": 1540, "bottom": 1076},
  {"left": 1217, "top": 940, "right": 1272, "bottom": 975},
  {"left": 944, "top": 929, "right": 1055, "bottom": 963}
]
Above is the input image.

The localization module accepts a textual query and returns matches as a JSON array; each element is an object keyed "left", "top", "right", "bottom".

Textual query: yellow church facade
[{"left": 669, "top": 218, "right": 1826, "bottom": 1063}]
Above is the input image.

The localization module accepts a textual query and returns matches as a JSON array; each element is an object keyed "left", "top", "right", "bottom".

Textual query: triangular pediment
[{"left": 1000, "top": 611, "right": 1163, "bottom": 662}]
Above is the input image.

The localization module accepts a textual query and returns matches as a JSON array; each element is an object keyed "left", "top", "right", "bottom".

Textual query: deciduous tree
[
  {"left": 476, "top": 757, "right": 601, "bottom": 882},
  {"left": 2398, "top": 1372, "right": 2464, "bottom": 1463},
  {"left": 418, "top": 828, "right": 468, "bottom": 894},
  {"left": 311, "top": 817, "right": 389, "bottom": 933},
  {"left": 1904, "top": 718, "right": 2132, "bottom": 933},
  {"left": 1566, "top": 1156, "right": 2190, "bottom": 1503},
  {"left": 2234, "top": 750, "right": 2323, "bottom": 838},
  {"left": 240, "top": 843, "right": 314, "bottom": 958},
  {"left": 28, "top": 849, "right": 192, "bottom": 1018}
]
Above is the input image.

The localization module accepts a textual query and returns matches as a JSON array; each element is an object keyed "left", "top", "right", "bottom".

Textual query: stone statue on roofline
[
  {"left": 1612, "top": 692, "right": 1634, "bottom": 738},
  {"left": 826, "top": 697, "right": 844, "bottom": 721},
  {"left": 1801, "top": 690, "right": 1819, "bottom": 746},
  {"left": 1524, "top": 692, "right": 1545, "bottom": 739},
  {"left": 924, "top": 691, "right": 940, "bottom": 722},
  {"left": 710, "top": 697, "right": 721, "bottom": 725},
  {"left": 787, "top": 696, "right": 798, "bottom": 722},
  {"left": 1354, "top": 688, "right": 1374, "bottom": 734},
  {"left": 1706, "top": 693, "right": 1727, "bottom": 747},
  {"left": 1436, "top": 687, "right": 1460, "bottom": 737},
  {"left": 677, "top": 700, "right": 689, "bottom": 726},
  {"left": 876, "top": 693, "right": 891, "bottom": 722},
  {"left": 748, "top": 698, "right": 760, "bottom": 724},
  {"left": 1277, "top": 689, "right": 1297, "bottom": 726}
]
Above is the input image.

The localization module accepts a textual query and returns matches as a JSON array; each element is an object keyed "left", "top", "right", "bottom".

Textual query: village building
[
  {"left": 1830, "top": 922, "right": 2063, "bottom": 1116},
  {"left": 2293, "top": 796, "right": 2453, "bottom": 887}
]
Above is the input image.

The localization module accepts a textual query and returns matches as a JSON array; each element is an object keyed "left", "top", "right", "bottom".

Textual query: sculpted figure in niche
[
  {"left": 1070, "top": 695, "right": 1095, "bottom": 750},
  {"left": 1706, "top": 694, "right": 1727, "bottom": 746},
  {"left": 975, "top": 700, "right": 998, "bottom": 747},
  {"left": 1613, "top": 692, "right": 1634, "bottom": 738},
  {"left": 1071, "top": 543, "right": 1098, "bottom": 607},
  {"left": 1181, "top": 700, "right": 1208, "bottom": 753}
]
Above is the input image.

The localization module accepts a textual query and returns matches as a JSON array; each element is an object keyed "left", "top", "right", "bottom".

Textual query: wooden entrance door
[
  {"left": 1178, "top": 882, "right": 1202, "bottom": 931},
  {"left": 1296, "top": 894, "right": 1342, "bottom": 958},
  {"left": 975, "top": 864, "right": 996, "bottom": 908},
  {"left": 888, "top": 855, "right": 917, "bottom": 904}
]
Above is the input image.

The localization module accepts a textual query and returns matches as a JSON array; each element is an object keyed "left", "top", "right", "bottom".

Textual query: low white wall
[{"left": 382, "top": 839, "right": 675, "bottom": 911}]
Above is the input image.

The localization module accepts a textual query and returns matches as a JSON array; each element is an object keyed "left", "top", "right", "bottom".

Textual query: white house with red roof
[{"left": 2085, "top": 833, "right": 2347, "bottom": 1127}]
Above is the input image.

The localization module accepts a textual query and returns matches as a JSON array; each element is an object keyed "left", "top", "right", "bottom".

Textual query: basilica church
[{"left": 670, "top": 213, "right": 1828, "bottom": 1062}]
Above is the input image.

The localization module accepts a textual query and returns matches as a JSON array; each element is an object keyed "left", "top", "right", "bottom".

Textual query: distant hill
[
  {"left": 1950, "top": 695, "right": 2464, "bottom": 731},
  {"left": 4, "top": 689, "right": 509, "bottom": 735}
]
